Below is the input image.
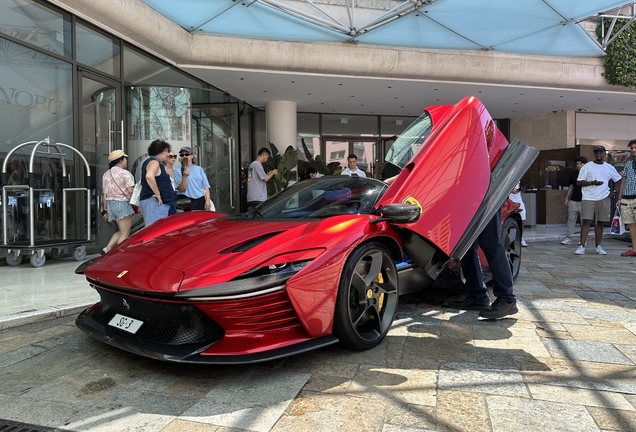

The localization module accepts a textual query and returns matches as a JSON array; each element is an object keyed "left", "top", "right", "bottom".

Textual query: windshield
[
  {"left": 384, "top": 111, "right": 433, "bottom": 172},
  {"left": 237, "top": 176, "right": 388, "bottom": 219}
]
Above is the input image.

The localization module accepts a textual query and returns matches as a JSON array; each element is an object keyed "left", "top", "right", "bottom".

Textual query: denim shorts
[
  {"left": 139, "top": 197, "right": 171, "bottom": 226},
  {"left": 106, "top": 200, "right": 134, "bottom": 222}
]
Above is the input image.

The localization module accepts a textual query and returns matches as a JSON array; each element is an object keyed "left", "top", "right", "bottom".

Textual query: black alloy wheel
[{"left": 333, "top": 242, "right": 398, "bottom": 350}]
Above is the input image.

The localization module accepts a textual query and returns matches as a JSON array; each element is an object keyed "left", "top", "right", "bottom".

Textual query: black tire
[
  {"left": 501, "top": 217, "right": 522, "bottom": 281},
  {"left": 51, "top": 247, "right": 64, "bottom": 260},
  {"left": 333, "top": 242, "right": 398, "bottom": 350}
]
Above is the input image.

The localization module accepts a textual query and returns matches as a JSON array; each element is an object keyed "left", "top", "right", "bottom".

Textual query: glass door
[
  {"left": 324, "top": 138, "right": 378, "bottom": 178},
  {"left": 192, "top": 103, "right": 240, "bottom": 214},
  {"left": 79, "top": 73, "right": 121, "bottom": 250}
]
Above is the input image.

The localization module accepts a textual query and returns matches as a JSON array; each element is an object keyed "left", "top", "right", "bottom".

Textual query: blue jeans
[
  {"left": 139, "top": 197, "right": 170, "bottom": 226},
  {"left": 460, "top": 209, "right": 515, "bottom": 303}
]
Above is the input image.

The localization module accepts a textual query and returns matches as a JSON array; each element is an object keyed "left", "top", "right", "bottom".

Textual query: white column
[{"left": 266, "top": 100, "right": 297, "bottom": 151}]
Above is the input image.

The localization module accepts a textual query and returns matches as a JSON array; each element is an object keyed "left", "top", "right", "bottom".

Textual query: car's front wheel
[
  {"left": 501, "top": 217, "right": 522, "bottom": 281},
  {"left": 333, "top": 242, "right": 398, "bottom": 350}
]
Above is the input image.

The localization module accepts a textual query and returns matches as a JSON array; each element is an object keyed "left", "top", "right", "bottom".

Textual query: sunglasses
[
  {"left": 179, "top": 153, "right": 191, "bottom": 157},
  {"left": 167, "top": 155, "right": 176, "bottom": 159}
]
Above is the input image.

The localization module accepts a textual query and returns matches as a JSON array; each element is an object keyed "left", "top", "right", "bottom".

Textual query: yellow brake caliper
[{"left": 374, "top": 273, "right": 385, "bottom": 313}]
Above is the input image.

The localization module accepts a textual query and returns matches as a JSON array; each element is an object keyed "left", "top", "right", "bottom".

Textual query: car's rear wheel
[
  {"left": 501, "top": 217, "right": 522, "bottom": 281},
  {"left": 333, "top": 242, "right": 398, "bottom": 350}
]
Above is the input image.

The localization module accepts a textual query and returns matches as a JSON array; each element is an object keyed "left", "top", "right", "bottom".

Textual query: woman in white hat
[{"left": 101, "top": 150, "right": 135, "bottom": 254}]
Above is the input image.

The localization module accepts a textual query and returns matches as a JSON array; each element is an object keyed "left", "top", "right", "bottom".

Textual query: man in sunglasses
[{"left": 174, "top": 146, "right": 213, "bottom": 211}]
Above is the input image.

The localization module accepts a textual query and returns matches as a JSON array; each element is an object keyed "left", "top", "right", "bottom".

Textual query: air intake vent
[{"left": 220, "top": 232, "right": 283, "bottom": 253}]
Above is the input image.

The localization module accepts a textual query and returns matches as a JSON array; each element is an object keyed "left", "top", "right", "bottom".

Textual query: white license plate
[{"left": 108, "top": 313, "right": 144, "bottom": 334}]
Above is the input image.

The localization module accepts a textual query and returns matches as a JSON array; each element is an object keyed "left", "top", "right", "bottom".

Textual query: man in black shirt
[{"left": 561, "top": 156, "right": 587, "bottom": 245}]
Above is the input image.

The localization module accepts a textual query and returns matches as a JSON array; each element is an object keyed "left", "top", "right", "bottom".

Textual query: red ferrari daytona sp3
[{"left": 76, "top": 97, "right": 538, "bottom": 364}]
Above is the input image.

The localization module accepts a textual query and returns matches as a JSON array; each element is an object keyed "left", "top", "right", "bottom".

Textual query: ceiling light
[
  {"left": 341, "top": 118, "right": 348, "bottom": 124},
  {"left": 396, "top": 120, "right": 403, "bottom": 125}
]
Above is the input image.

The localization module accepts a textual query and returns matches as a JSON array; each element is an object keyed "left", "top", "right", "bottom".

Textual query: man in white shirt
[
  {"left": 575, "top": 145, "right": 622, "bottom": 255},
  {"left": 340, "top": 154, "right": 367, "bottom": 177}
]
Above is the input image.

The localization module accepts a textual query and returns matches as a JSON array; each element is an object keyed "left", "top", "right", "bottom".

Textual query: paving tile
[
  {"left": 487, "top": 395, "right": 600, "bottom": 432},
  {"left": 614, "top": 344, "right": 636, "bottom": 364},
  {"left": 575, "top": 291, "right": 630, "bottom": 301},
  {"left": 0, "top": 344, "right": 48, "bottom": 367},
  {"left": 521, "top": 358, "right": 636, "bottom": 394},
  {"left": 573, "top": 307, "right": 636, "bottom": 324},
  {"left": 383, "top": 401, "right": 437, "bottom": 430},
  {"left": 349, "top": 365, "right": 437, "bottom": 406},
  {"left": 401, "top": 335, "right": 477, "bottom": 364},
  {"left": 24, "top": 364, "right": 139, "bottom": 408},
  {"left": 528, "top": 383, "right": 634, "bottom": 410},
  {"left": 0, "top": 393, "right": 84, "bottom": 428},
  {"left": 437, "top": 362, "right": 529, "bottom": 397},
  {"left": 179, "top": 369, "right": 310, "bottom": 432},
  {"left": 535, "top": 329, "right": 573, "bottom": 340},
  {"left": 541, "top": 338, "right": 633, "bottom": 365},
  {"left": 561, "top": 324, "right": 636, "bottom": 344},
  {"left": 65, "top": 390, "right": 198, "bottom": 432},
  {"left": 161, "top": 420, "right": 221, "bottom": 431},
  {"left": 473, "top": 324, "right": 550, "bottom": 358},
  {"left": 514, "top": 309, "right": 589, "bottom": 325},
  {"left": 586, "top": 406, "right": 636, "bottom": 431},
  {"left": 435, "top": 390, "right": 489, "bottom": 432},
  {"left": 517, "top": 299, "right": 573, "bottom": 310},
  {"left": 271, "top": 390, "right": 387, "bottom": 432}
]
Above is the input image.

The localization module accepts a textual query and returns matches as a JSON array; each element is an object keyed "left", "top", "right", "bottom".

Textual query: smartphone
[{"left": 181, "top": 158, "right": 187, "bottom": 174}]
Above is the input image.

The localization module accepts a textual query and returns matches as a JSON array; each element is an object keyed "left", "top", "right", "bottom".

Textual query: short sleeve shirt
[
  {"left": 622, "top": 160, "right": 636, "bottom": 198},
  {"left": 173, "top": 164, "right": 210, "bottom": 199},
  {"left": 341, "top": 168, "right": 367, "bottom": 177},
  {"left": 568, "top": 170, "right": 582, "bottom": 202},
  {"left": 247, "top": 160, "right": 268, "bottom": 202},
  {"left": 577, "top": 162, "right": 622, "bottom": 201},
  {"left": 102, "top": 166, "right": 135, "bottom": 201}
]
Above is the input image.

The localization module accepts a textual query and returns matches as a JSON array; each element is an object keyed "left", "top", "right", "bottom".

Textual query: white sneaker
[
  {"left": 575, "top": 245, "right": 585, "bottom": 255},
  {"left": 521, "top": 239, "right": 528, "bottom": 247},
  {"left": 561, "top": 238, "right": 572, "bottom": 245},
  {"left": 595, "top": 245, "right": 607, "bottom": 255}
]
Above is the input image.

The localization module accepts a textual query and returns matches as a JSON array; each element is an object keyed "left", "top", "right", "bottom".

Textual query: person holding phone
[{"left": 173, "top": 146, "right": 213, "bottom": 211}]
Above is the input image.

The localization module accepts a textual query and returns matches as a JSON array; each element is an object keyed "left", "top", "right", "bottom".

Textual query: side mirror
[{"left": 370, "top": 203, "right": 421, "bottom": 225}]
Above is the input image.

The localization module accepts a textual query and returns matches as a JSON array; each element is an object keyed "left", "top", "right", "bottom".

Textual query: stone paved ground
[{"left": 1, "top": 237, "right": 636, "bottom": 432}]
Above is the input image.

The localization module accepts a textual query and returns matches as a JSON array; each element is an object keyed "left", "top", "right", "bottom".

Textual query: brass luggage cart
[{"left": 1, "top": 138, "right": 92, "bottom": 267}]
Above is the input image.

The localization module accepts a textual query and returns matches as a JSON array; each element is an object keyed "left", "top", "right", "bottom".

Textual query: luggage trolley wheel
[
  {"left": 6, "top": 250, "right": 21, "bottom": 266},
  {"left": 30, "top": 250, "right": 46, "bottom": 268},
  {"left": 73, "top": 246, "right": 87, "bottom": 261},
  {"left": 51, "top": 247, "right": 65, "bottom": 260}
]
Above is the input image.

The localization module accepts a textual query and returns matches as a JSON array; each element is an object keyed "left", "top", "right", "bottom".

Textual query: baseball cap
[
  {"left": 108, "top": 149, "right": 128, "bottom": 162},
  {"left": 179, "top": 146, "right": 193, "bottom": 154},
  {"left": 593, "top": 145, "right": 606, "bottom": 153}
]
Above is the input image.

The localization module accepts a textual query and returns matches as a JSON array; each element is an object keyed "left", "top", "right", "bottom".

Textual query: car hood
[{"left": 84, "top": 214, "right": 366, "bottom": 293}]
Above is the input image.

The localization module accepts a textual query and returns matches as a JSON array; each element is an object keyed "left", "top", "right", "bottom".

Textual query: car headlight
[{"left": 175, "top": 259, "right": 313, "bottom": 301}]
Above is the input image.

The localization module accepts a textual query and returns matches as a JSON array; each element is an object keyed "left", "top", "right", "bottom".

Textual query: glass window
[
  {"left": 0, "top": 0, "right": 71, "bottom": 58},
  {"left": 322, "top": 114, "right": 378, "bottom": 136},
  {"left": 123, "top": 45, "right": 205, "bottom": 87},
  {"left": 384, "top": 112, "right": 433, "bottom": 171},
  {"left": 0, "top": 37, "right": 73, "bottom": 149},
  {"left": 381, "top": 116, "right": 418, "bottom": 136},
  {"left": 76, "top": 22, "right": 120, "bottom": 77}
]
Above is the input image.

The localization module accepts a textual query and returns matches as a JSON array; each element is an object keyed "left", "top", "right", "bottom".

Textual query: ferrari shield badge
[{"left": 402, "top": 196, "right": 422, "bottom": 213}]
